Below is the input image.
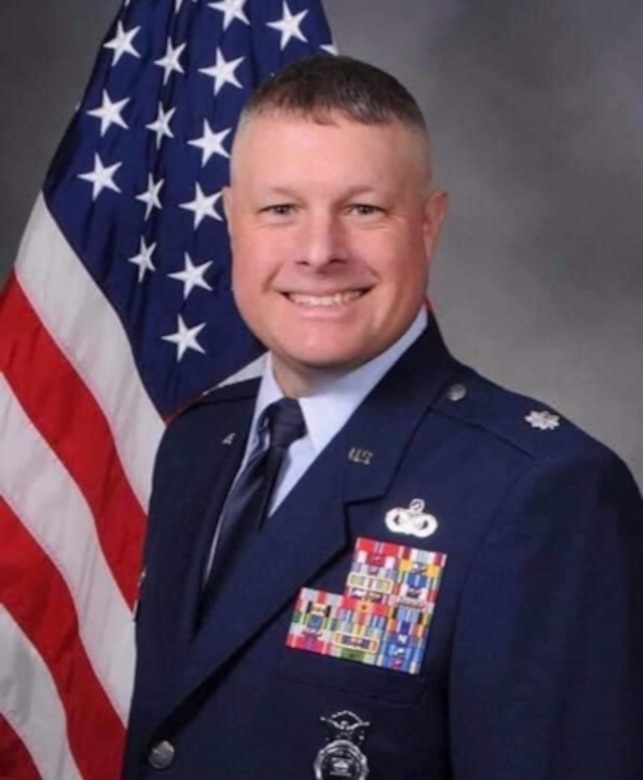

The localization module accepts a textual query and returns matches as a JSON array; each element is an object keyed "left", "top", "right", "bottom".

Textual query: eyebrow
[{"left": 259, "top": 184, "right": 384, "bottom": 198}]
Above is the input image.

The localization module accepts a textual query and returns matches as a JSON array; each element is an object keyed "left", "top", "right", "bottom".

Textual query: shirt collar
[{"left": 248, "top": 308, "right": 428, "bottom": 457}]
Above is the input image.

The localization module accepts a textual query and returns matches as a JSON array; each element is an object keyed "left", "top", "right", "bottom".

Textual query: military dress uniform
[{"left": 124, "top": 317, "right": 643, "bottom": 779}]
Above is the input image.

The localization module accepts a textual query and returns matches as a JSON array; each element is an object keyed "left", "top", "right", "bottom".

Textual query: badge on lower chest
[
  {"left": 286, "top": 537, "right": 447, "bottom": 675},
  {"left": 314, "top": 711, "right": 370, "bottom": 780}
]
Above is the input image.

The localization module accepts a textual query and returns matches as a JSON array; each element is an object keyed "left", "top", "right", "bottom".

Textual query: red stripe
[
  {"left": 0, "top": 716, "right": 42, "bottom": 780},
  {"left": 0, "top": 500, "right": 126, "bottom": 780},
  {"left": 0, "top": 275, "right": 149, "bottom": 605}
]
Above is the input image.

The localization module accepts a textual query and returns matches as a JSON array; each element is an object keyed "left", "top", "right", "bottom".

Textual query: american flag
[{"left": 0, "top": 0, "right": 333, "bottom": 776}]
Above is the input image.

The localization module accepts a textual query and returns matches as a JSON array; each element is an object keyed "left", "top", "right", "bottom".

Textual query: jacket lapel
[
  {"left": 150, "top": 385, "right": 255, "bottom": 661},
  {"left": 171, "top": 320, "right": 460, "bottom": 708},
  {"left": 340, "top": 319, "right": 458, "bottom": 504},
  {"left": 178, "top": 426, "right": 349, "bottom": 699}
]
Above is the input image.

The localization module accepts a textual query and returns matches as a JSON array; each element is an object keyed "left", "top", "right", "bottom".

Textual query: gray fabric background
[{"left": 1, "top": 0, "right": 641, "bottom": 486}]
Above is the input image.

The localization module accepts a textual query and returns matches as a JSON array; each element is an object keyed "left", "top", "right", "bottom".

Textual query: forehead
[{"left": 230, "top": 110, "right": 429, "bottom": 186}]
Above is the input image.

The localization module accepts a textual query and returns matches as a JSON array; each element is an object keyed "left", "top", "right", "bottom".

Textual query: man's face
[{"left": 224, "top": 111, "right": 447, "bottom": 396}]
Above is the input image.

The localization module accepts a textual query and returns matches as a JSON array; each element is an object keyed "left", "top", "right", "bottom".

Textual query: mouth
[{"left": 285, "top": 290, "right": 367, "bottom": 307}]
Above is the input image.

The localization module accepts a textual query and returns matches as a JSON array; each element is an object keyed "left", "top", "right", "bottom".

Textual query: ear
[{"left": 423, "top": 189, "right": 448, "bottom": 260}]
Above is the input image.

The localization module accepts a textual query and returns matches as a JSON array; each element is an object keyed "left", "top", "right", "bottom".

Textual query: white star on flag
[
  {"left": 169, "top": 253, "right": 214, "bottom": 299},
  {"left": 180, "top": 183, "right": 223, "bottom": 228},
  {"left": 136, "top": 174, "right": 164, "bottom": 220},
  {"left": 162, "top": 315, "right": 207, "bottom": 361},
  {"left": 103, "top": 22, "right": 141, "bottom": 66},
  {"left": 128, "top": 237, "right": 157, "bottom": 282},
  {"left": 154, "top": 38, "right": 186, "bottom": 85},
  {"left": 188, "top": 121, "right": 231, "bottom": 166},
  {"left": 267, "top": 2, "right": 309, "bottom": 50},
  {"left": 86, "top": 90, "right": 129, "bottom": 136},
  {"left": 146, "top": 103, "right": 176, "bottom": 149},
  {"left": 78, "top": 154, "right": 122, "bottom": 200},
  {"left": 199, "top": 49, "right": 245, "bottom": 96},
  {"left": 208, "top": 0, "right": 250, "bottom": 30}
]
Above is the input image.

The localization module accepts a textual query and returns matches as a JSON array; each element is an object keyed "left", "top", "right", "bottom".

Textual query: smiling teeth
[{"left": 289, "top": 291, "right": 363, "bottom": 307}]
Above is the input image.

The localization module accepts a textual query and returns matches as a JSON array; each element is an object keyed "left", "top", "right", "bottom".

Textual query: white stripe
[
  {"left": 0, "top": 378, "right": 134, "bottom": 723},
  {"left": 14, "top": 195, "right": 164, "bottom": 509},
  {"left": 0, "top": 607, "right": 82, "bottom": 780}
]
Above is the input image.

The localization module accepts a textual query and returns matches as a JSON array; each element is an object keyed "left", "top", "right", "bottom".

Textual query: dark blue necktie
[{"left": 199, "top": 398, "right": 306, "bottom": 618}]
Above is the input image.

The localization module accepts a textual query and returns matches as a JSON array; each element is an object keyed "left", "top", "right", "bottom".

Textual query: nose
[{"left": 296, "top": 211, "right": 347, "bottom": 270}]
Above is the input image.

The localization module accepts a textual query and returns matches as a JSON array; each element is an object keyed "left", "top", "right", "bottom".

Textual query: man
[{"left": 125, "top": 56, "right": 643, "bottom": 779}]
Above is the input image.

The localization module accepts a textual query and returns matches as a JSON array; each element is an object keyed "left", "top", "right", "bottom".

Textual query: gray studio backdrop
[{"left": 1, "top": 0, "right": 641, "bottom": 487}]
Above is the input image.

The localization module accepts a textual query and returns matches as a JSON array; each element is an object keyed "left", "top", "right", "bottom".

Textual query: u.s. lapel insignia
[
  {"left": 385, "top": 499, "right": 438, "bottom": 538},
  {"left": 348, "top": 447, "right": 373, "bottom": 466},
  {"left": 314, "top": 711, "right": 370, "bottom": 780},
  {"left": 221, "top": 433, "right": 236, "bottom": 446}
]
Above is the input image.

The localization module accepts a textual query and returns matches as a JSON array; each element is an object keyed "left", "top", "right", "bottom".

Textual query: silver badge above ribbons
[
  {"left": 385, "top": 498, "right": 438, "bottom": 538},
  {"left": 314, "top": 711, "right": 370, "bottom": 780}
]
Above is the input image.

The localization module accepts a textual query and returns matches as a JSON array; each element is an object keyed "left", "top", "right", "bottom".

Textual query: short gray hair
[{"left": 239, "top": 55, "right": 428, "bottom": 137}]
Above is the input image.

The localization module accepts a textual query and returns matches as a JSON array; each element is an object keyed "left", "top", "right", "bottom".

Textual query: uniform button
[
  {"left": 447, "top": 383, "right": 467, "bottom": 402},
  {"left": 148, "top": 740, "right": 175, "bottom": 770}
]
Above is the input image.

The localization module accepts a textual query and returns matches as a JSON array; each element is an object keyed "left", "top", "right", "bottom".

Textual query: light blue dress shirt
[{"left": 246, "top": 308, "right": 428, "bottom": 513}]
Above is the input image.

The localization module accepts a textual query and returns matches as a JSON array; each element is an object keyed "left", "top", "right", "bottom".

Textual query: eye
[
  {"left": 348, "top": 203, "right": 383, "bottom": 216},
  {"left": 261, "top": 204, "right": 295, "bottom": 216}
]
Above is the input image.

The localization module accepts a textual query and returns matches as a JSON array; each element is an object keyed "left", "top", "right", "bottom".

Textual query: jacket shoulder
[
  {"left": 433, "top": 366, "right": 613, "bottom": 465},
  {"left": 170, "top": 377, "right": 260, "bottom": 423},
  {"left": 155, "top": 378, "right": 259, "bottom": 464}
]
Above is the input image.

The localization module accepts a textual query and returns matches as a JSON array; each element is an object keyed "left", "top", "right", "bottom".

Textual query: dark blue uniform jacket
[{"left": 125, "top": 320, "right": 643, "bottom": 778}]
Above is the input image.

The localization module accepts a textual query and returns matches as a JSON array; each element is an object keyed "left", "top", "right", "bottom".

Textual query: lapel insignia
[
  {"left": 221, "top": 433, "right": 236, "bottom": 445},
  {"left": 348, "top": 447, "right": 373, "bottom": 466},
  {"left": 286, "top": 538, "right": 447, "bottom": 675},
  {"left": 385, "top": 499, "right": 438, "bottom": 538},
  {"left": 314, "top": 711, "right": 370, "bottom": 780}
]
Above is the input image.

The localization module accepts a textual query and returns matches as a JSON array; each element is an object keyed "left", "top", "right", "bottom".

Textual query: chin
[{"left": 294, "top": 352, "right": 372, "bottom": 375}]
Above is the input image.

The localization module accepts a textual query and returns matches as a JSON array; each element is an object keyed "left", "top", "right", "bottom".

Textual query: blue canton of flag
[{"left": 45, "top": 0, "right": 335, "bottom": 417}]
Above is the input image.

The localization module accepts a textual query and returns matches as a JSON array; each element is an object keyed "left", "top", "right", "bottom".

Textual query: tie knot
[{"left": 265, "top": 398, "right": 306, "bottom": 450}]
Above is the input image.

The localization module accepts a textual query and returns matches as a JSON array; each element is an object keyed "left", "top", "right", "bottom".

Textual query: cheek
[
  {"left": 371, "top": 236, "right": 429, "bottom": 290},
  {"left": 231, "top": 243, "right": 287, "bottom": 334},
  {"left": 231, "top": 253, "right": 263, "bottom": 326},
  {"left": 231, "top": 235, "right": 270, "bottom": 291},
  {"left": 232, "top": 227, "right": 293, "bottom": 279}
]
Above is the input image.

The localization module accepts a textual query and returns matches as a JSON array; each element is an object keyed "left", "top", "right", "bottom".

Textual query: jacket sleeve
[{"left": 449, "top": 448, "right": 643, "bottom": 779}]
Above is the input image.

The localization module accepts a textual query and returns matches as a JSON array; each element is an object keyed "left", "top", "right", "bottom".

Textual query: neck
[{"left": 271, "top": 360, "right": 349, "bottom": 398}]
